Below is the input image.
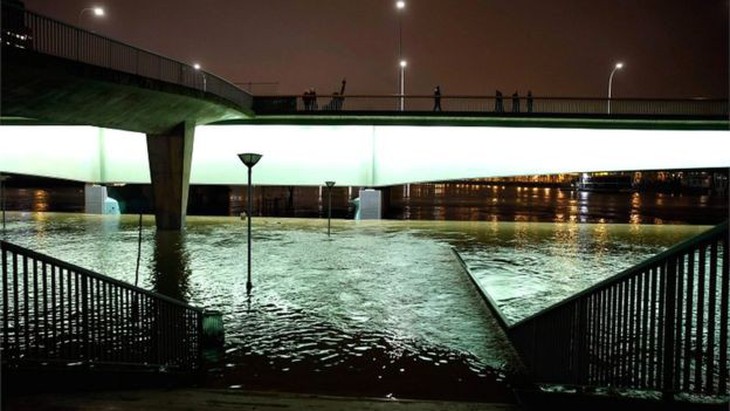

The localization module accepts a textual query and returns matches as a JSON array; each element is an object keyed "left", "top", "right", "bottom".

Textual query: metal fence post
[
  {"left": 81, "top": 275, "right": 89, "bottom": 361},
  {"left": 662, "top": 257, "right": 678, "bottom": 400}
]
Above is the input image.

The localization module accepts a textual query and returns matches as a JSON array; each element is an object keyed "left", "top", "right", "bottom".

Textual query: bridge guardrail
[
  {"left": 456, "top": 221, "right": 728, "bottom": 401},
  {"left": 252, "top": 95, "right": 728, "bottom": 117},
  {"left": 1, "top": 4, "right": 252, "bottom": 112},
  {"left": 513, "top": 221, "right": 728, "bottom": 398},
  {"left": 1, "top": 240, "right": 212, "bottom": 374}
]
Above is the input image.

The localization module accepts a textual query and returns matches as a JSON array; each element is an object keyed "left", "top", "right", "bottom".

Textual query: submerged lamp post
[
  {"left": 238, "top": 153, "right": 262, "bottom": 295},
  {"left": 325, "top": 181, "right": 335, "bottom": 237},
  {"left": 607, "top": 62, "right": 624, "bottom": 115}
]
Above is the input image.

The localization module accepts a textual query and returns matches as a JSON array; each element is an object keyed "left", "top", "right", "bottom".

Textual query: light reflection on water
[{"left": 0, "top": 213, "right": 713, "bottom": 400}]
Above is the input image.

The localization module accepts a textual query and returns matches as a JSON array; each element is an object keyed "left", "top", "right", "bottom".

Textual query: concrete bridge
[
  {"left": 1, "top": 4, "right": 728, "bottom": 231},
  {"left": 1, "top": 3, "right": 252, "bottom": 230}
]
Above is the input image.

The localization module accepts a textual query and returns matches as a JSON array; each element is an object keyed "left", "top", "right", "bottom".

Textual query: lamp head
[
  {"left": 396, "top": 1, "right": 405, "bottom": 10},
  {"left": 193, "top": 63, "right": 201, "bottom": 70},
  {"left": 93, "top": 7, "right": 104, "bottom": 16},
  {"left": 615, "top": 62, "right": 624, "bottom": 69},
  {"left": 399, "top": 60, "right": 407, "bottom": 68},
  {"left": 238, "top": 153, "right": 263, "bottom": 168}
]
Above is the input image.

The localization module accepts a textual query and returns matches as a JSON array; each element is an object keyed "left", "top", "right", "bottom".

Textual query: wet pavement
[{"left": 4, "top": 388, "right": 522, "bottom": 411}]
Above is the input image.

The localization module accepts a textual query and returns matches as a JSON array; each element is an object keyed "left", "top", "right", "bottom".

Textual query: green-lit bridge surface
[{"left": 2, "top": 117, "right": 728, "bottom": 187}]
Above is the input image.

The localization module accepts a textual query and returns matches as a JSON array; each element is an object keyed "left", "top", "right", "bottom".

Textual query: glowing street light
[
  {"left": 325, "top": 181, "right": 335, "bottom": 237},
  {"left": 396, "top": 0, "right": 405, "bottom": 59},
  {"left": 607, "top": 62, "right": 624, "bottom": 115},
  {"left": 237, "top": 153, "right": 263, "bottom": 296},
  {"left": 193, "top": 63, "right": 207, "bottom": 92},
  {"left": 399, "top": 60, "right": 407, "bottom": 111},
  {"left": 78, "top": 6, "right": 104, "bottom": 26}
]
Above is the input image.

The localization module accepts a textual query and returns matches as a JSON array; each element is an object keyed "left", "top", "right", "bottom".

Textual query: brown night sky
[{"left": 21, "top": 0, "right": 730, "bottom": 99}]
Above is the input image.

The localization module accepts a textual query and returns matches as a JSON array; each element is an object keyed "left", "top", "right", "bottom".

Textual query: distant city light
[{"left": 193, "top": 63, "right": 201, "bottom": 70}]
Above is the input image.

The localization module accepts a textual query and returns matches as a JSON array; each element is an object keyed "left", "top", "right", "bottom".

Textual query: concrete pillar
[
  {"left": 146, "top": 122, "right": 194, "bottom": 231},
  {"left": 84, "top": 184, "right": 120, "bottom": 215},
  {"left": 84, "top": 183, "right": 107, "bottom": 214},
  {"left": 357, "top": 188, "right": 382, "bottom": 220}
]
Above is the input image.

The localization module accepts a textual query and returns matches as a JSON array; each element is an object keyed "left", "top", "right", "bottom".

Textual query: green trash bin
[{"left": 201, "top": 310, "right": 224, "bottom": 365}]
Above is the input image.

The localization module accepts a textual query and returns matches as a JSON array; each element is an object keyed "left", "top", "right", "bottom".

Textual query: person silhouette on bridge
[
  {"left": 303, "top": 88, "right": 318, "bottom": 111},
  {"left": 433, "top": 85, "right": 442, "bottom": 111},
  {"left": 495, "top": 90, "right": 504, "bottom": 113},
  {"left": 323, "top": 78, "right": 347, "bottom": 111},
  {"left": 527, "top": 90, "right": 533, "bottom": 113},
  {"left": 512, "top": 91, "right": 520, "bottom": 113}
]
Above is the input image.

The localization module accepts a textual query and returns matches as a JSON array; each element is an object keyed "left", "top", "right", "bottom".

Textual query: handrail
[
  {"left": 505, "top": 220, "right": 729, "bottom": 398},
  {"left": 0, "top": 241, "right": 201, "bottom": 311},
  {"left": 252, "top": 94, "right": 728, "bottom": 117},
  {"left": 512, "top": 221, "right": 729, "bottom": 329},
  {"left": 2, "top": 4, "right": 252, "bottom": 112},
  {"left": 1, "top": 240, "right": 206, "bottom": 373}
]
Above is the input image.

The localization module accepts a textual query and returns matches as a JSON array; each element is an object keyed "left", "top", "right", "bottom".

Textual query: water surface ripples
[{"left": 1, "top": 213, "right": 710, "bottom": 400}]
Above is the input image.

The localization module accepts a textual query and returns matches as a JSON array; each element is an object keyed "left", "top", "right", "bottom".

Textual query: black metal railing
[
  {"left": 2, "top": 4, "right": 252, "bottom": 111},
  {"left": 1, "top": 240, "right": 208, "bottom": 373},
  {"left": 253, "top": 94, "right": 728, "bottom": 118},
  {"left": 456, "top": 221, "right": 729, "bottom": 399},
  {"left": 512, "top": 221, "right": 728, "bottom": 397}
]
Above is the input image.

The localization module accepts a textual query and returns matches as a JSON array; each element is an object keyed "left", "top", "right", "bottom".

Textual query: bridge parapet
[
  {"left": 1, "top": 3, "right": 251, "bottom": 114},
  {"left": 253, "top": 94, "right": 728, "bottom": 119}
]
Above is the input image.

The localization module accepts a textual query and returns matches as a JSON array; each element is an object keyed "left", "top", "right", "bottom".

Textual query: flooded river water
[{"left": 0, "top": 212, "right": 714, "bottom": 400}]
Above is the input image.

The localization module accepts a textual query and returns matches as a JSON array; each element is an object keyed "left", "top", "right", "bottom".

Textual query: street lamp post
[
  {"left": 237, "top": 153, "right": 263, "bottom": 296},
  {"left": 78, "top": 6, "right": 104, "bottom": 26},
  {"left": 325, "top": 181, "right": 335, "bottom": 237},
  {"left": 399, "top": 60, "right": 407, "bottom": 111},
  {"left": 607, "top": 62, "right": 624, "bottom": 115},
  {"left": 396, "top": 1, "right": 405, "bottom": 111},
  {"left": 193, "top": 63, "right": 207, "bottom": 92}
]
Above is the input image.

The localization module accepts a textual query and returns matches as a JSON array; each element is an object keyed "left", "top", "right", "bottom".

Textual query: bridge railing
[
  {"left": 252, "top": 94, "right": 728, "bottom": 117},
  {"left": 2, "top": 5, "right": 251, "bottom": 111},
  {"left": 1, "top": 240, "right": 207, "bottom": 373},
  {"left": 507, "top": 221, "right": 728, "bottom": 398}
]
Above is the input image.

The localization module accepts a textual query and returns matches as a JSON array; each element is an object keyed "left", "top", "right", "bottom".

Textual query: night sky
[{"left": 22, "top": 0, "right": 730, "bottom": 99}]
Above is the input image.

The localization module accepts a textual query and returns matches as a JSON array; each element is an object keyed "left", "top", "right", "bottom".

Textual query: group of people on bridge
[
  {"left": 433, "top": 87, "right": 534, "bottom": 113},
  {"left": 494, "top": 89, "right": 533, "bottom": 113},
  {"left": 303, "top": 78, "right": 347, "bottom": 111}
]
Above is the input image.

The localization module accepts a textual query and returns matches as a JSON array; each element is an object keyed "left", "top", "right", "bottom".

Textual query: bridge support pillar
[{"left": 146, "top": 122, "right": 194, "bottom": 231}]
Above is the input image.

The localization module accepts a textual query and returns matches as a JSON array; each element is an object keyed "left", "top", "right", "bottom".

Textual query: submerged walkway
[{"left": 5, "top": 388, "right": 520, "bottom": 411}]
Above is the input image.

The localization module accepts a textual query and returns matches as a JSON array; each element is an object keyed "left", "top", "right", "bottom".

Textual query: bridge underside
[
  {"left": 1, "top": 47, "right": 248, "bottom": 134},
  {"left": 2, "top": 47, "right": 256, "bottom": 229}
]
